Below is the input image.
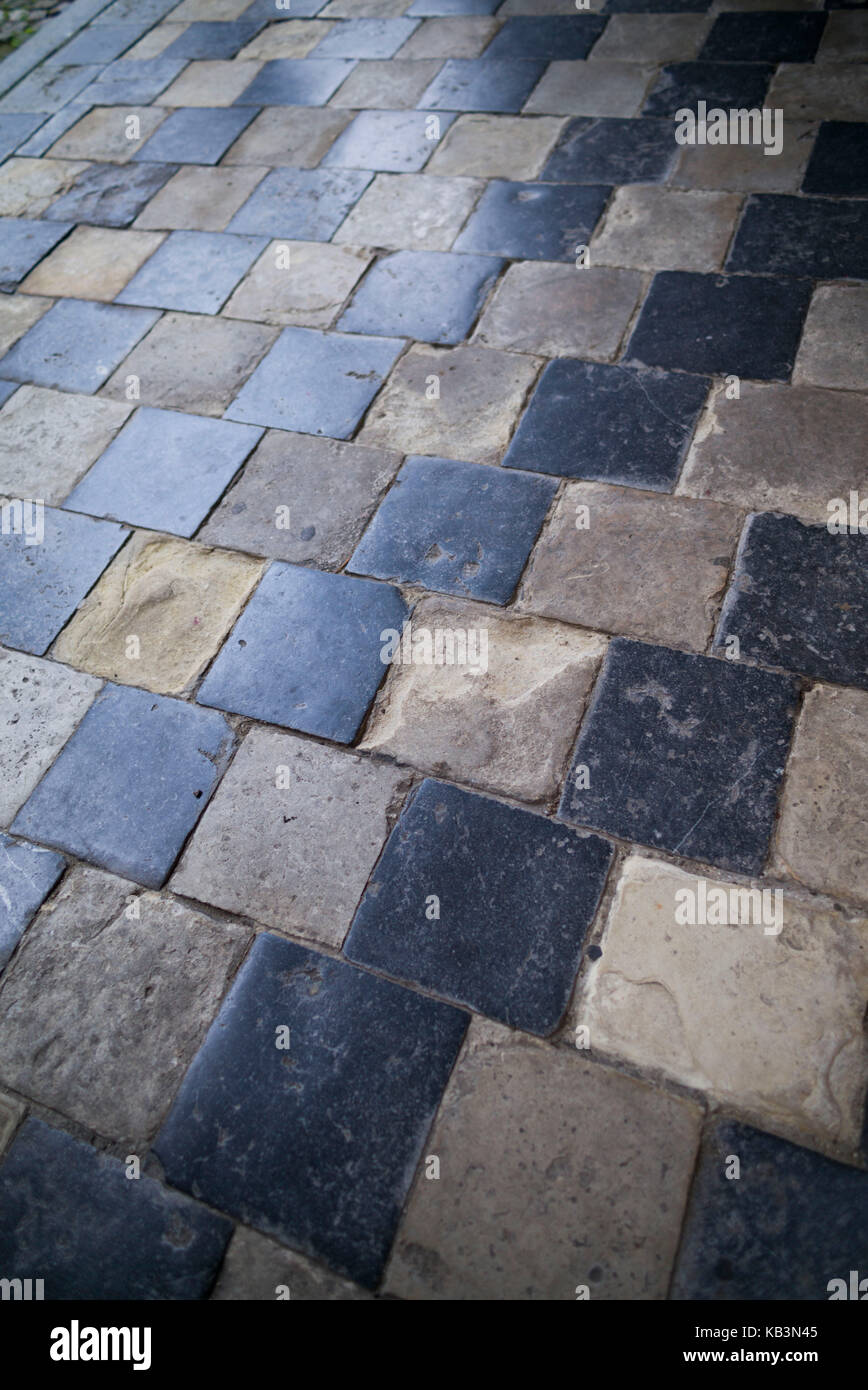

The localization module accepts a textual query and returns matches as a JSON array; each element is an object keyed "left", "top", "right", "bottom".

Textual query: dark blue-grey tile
[
  {"left": 338, "top": 249, "right": 502, "bottom": 345},
  {"left": 0, "top": 63, "right": 103, "bottom": 115},
  {"left": 131, "top": 106, "right": 258, "bottom": 166},
  {"left": 41, "top": 161, "right": 178, "bottom": 227},
  {"left": 484, "top": 16, "right": 608, "bottom": 60},
  {"left": 0, "top": 506, "right": 126, "bottom": 656},
  {"left": 232, "top": 58, "right": 356, "bottom": 107},
  {"left": 407, "top": 0, "right": 501, "bottom": 13},
  {"left": 64, "top": 407, "right": 263, "bottom": 537},
  {"left": 348, "top": 454, "right": 555, "bottom": 604},
  {"left": 0, "top": 217, "right": 72, "bottom": 290},
  {"left": 163, "top": 20, "right": 264, "bottom": 61},
  {"left": 504, "top": 360, "right": 709, "bottom": 490},
  {"left": 322, "top": 108, "right": 455, "bottom": 173},
  {"left": 154, "top": 933, "right": 467, "bottom": 1289},
  {"left": 803, "top": 122, "right": 868, "bottom": 197},
  {"left": 44, "top": 24, "right": 144, "bottom": 68},
  {"left": 642, "top": 62, "right": 774, "bottom": 120},
  {"left": 0, "top": 113, "right": 46, "bottom": 161},
  {"left": 75, "top": 57, "right": 188, "bottom": 107},
  {"left": 727, "top": 196, "right": 868, "bottom": 281},
  {"left": 226, "top": 167, "right": 372, "bottom": 240},
  {"left": 224, "top": 325, "right": 401, "bottom": 438},
  {"left": 93, "top": 0, "right": 181, "bottom": 26},
  {"left": 453, "top": 179, "right": 609, "bottom": 261},
  {"left": 0, "top": 299, "right": 159, "bottom": 393},
  {"left": 606, "top": 0, "right": 710, "bottom": 10},
  {"left": 542, "top": 117, "right": 676, "bottom": 184},
  {"left": 115, "top": 231, "right": 266, "bottom": 315},
  {"left": 196, "top": 562, "right": 406, "bottom": 742},
  {"left": 346, "top": 779, "right": 613, "bottom": 1036},
  {"left": 0, "top": 1118, "right": 232, "bottom": 1301},
  {"left": 312, "top": 17, "right": 420, "bottom": 59},
  {"left": 241, "top": 0, "right": 328, "bottom": 15},
  {"left": 418, "top": 58, "right": 547, "bottom": 114},
  {"left": 0, "top": 836, "right": 64, "bottom": 972},
  {"left": 559, "top": 638, "right": 798, "bottom": 875},
  {"left": 11, "top": 683, "right": 234, "bottom": 887},
  {"left": 699, "top": 12, "right": 826, "bottom": 64}
]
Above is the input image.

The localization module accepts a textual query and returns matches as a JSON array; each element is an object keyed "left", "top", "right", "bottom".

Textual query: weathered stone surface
[
  {"left": 124, "top": 22, "right": 190, "bottom": 60},
  {"left": 133, "top": 165, "right": 267, "bottom": 232},
  {"left": 116, "top": 228, "right": 266, "bottom": 315},
  {"left": 20, "top": 225, "right": 165, "bottom": 300},
  {"left": 774, "top": 685, "right": 868, "bottom": 908},
  {"left": 671, "top": 121, "right": 814, "bottom": 193},
  {"left": 0, "top": 865, "right": 250, "bottom": 1140},
  {"left": 420, "top": 57, "right": 546, "bottom": 114},
  {"left": 518, "top": 483, "right": 739, "bottom": 651},
  {"left": 171, "top": 0, "right": 251, "bottom": 16},
  {"left": 220, "top": 106, "right": 351, "bottom": 166},
  {"left": 53, "top": 534, "right": 264, "bottom": 696},
  {"left": 329, "top": 58, "right": 443, "bottom": 108},
  {"left": 591, "top": 185, "right": 741, "bottom": 272},
  {"left": 227, "top": 166, "right": 372, "bottom": 241},
  {"left": 334, "top": 173, "right": 484, "bottom": 250},
  {"left": 0, "top": 1090, "right": 23, "bottom": 1155},
  {"left": 385, "top": 1020, "right": 702, "bottom": 1300},
  {"left": 454, "top": 178, "right": 609, "bottom": 262},
  {"left": 172, "top": 729, "right": 411, "bottom": 949},
  {"left": 47, "top": 105, "right": 168, "bottom": 162},
  {"left": 0, "top": 385, "right": 132, "bottom": 503},
  {"left": 579, "top": 855, "right": 868, "bottom": 1150},
  {"left": 0, "top": 835, "right": 64, "bottom": 972},
  {"left": 397, "top": 16, "right": 499, "bottom": 59},
  {"left": 237, "top": 20, "right": 334, "bottom": 59},
  {"left": 818, "top": 12, "right": 868, "bottom": 64},
  {"left": 794, "top": 284, "right": 868, "bottom": 393},
  {"left": 473, "top": 261, "right": 641, "bottom": 358},
  {"left": 767, "top": 63, "right": 868, "bottom": 122},
  {"left": 0, "top": 294, "right": 51, "bottom": 357},
  {"left": 232, "top": 56, "right": 355, "bottom": 107},
  {"left": 0, "top": 217, "right": 75, "bottom": 291},
  {"left": 0, "top": 157, "right": 91, "bottom": 217},
  {"left": 590, "top": 13, "right": 710, "bottom": 62},
  {"left": 0, "top": 298, "right": 160, "bottom": 394},
  {"left": 324, "top": 108, "right": 456, "bottom": 174},
  {"left": 212, "top": 1227, "right": 372, "bottom": 1301},
  {"left": 155, "top": 59, "right": 264, "bottom": 106},
  {"left": 426, "top": 113, "right": 564, "bottom": 179},
  {"left": 223, "top": 239, "right": 372, "bottom": 328},
  {"left": 525, "top": 60, "right": 655, "bottom": 118}
]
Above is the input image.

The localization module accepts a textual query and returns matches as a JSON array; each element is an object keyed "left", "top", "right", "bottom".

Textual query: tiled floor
[{"left": 0, "top": 0, "right": 866, "bottom": 1303}]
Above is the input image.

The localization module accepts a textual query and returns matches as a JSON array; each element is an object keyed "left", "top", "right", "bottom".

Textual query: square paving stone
[
  {"left": 0, "top": 507, "right": 127, "bottom": 656},
  {"left": 560, "top": 639, "right": 798, "bottom": 874},
  {"left": 591, "top": 13, "right": 709, "bottom": 62},
  {"left": 0, "top": 865, "right": 251, "bottom": 1139},
  {"left": 0, "top": 63, "right": 103, "bottom": 115},
  {"left": 714, "top": 512, "right": 868, "bottom": 688},
  {"left": 12, "top": 683, "right": 234, "bottom": 888},
  {"left": 348, "top": 454, "right": 555, "bottom": 603},
  {"left": 76, "top": 56, "right": 188, "bottom": 106},
  {"left": 212, "top": 1227, "right": 372, "bottom": 1301},
  {"left": 96, "top": 0, "right": 184, "bottom": 23},
  {"left": 524, "top": 60, "right": 656, "bottom": 119},
  {"left": 627, "top": 271, "right": 812, "bottom": 381},
  {"left": 803, "top": 121, "right": 868, "bottom": 197},
  {"left": 395, "top": 16, "right": 499, "bottom": 59},
  {"left": 0, "top": 385, "right": 132, "bottom": 505},
  {"left": 0, "top": 114, "right": 46, "bottom": 162},
  {"left": 41, "top": 160, "right": 179, "bottom": 227},
  {"left": 795, "top": 284, "right": 868, "bottom": 393},
  {"left": 333, "top": 172, "right": 482, "bottom": 249},
  {"left": 0, "top": 1118, "right": 232, "bottom": 1299},
  {"left": 224, "top": 325, "right": 402, "bottom": 437},
  {"left": 642, "top": 61, "right": 774, "bottom": 119},
  {"left": 227, "top": 166, "right": 372, "bottom": 239},
  {"left": 154, "top": 932, "right": 467, "bottom": 1289},
  {"left": 172, "top": 730, "right": 410, "bottom": 946},
  {"left": 768, "top": 63, "right": 868, "bottom": 124},
  {"left": 419, "top": 59, "right": 547, "bottom": 113},
  {"left": 133, "top": 165, "right": 267, "bottom": 231},
  {"left": 0, "top": 650, "right": 101, "bottom": 827},
  {"left": 337, "top": 249, "right": 502, "bottom": 344},
  {"left": 323, "top": 108, "right": 455, "bottom": 171},
  {"left": 233, "top": 57, "right": 356, "bottom": 105},
  {"left": 20, "top": 226, "right": 166, "bottom": 301},
  {"left": 196, "top": 562, "right": 407, "bottom": 741},
  {"left": 313, "top": 16, "right": 420, "bottom": 56},
  {"left": 426, "top": 112, "right": 564, "bottom": 179},
  {"left": 699, "top": 12, "right": 826, "bottom": 63},
  {"left": 504, "top": 359, "right": 709, "bottom": 489},
  {"left": 473, "top": 262, "right": 641, "bottom": 359},
  {"left": 346, "top": 779, "right": 612, "bottom": 1034},
  {"left": 199, "top": 430, "right": 401, "bottom": 567},
  {"left": 155, "top": 59, "right": 264, "bottom": 106},
  {"left": 727, "top": 195, "right": 868, "bottom": 281},
  {"left": 328, "top": 57, "right": 442, "bottom": 108},
  {"left": 407, "top": 0, "right": 501, "bottom": 11},
  {"left": 131, "top": 105, "right": 258, "bottom": 164},
  {"left": 236, "top": 19, "right": 335, "bottom": 61},
  {"left": 484, "top": 15, "right": 606, "bottom": 59},
  {"left": 453, "top": 179, "right": 609, "bottom": 261},
  {"left": 64, "top": 406, "right": 263, "bottom": 536},
  {"left": 671, "top": 1121, "right": 868, "bottom": 1301},
  {"left": 115, "top": 230, "right": 267, "bottom": 314},
  {"left": 222, "top": 239, "right": 372, "bottom": 328},
  {"left": 0, "top": 296, "right": 52, "bottom": 358},
  {"left": 163, "top": 19, "right": 263, "bottom": 58},
  {"left": 46, "top": 23, "right": 145, "bottom": 66},
  {"left": 220, "top": 104, "right": 350, "bottom": 164},
  {"left": 591, "top": 186, "right": 740, "bottom": 272},
  {"left": 0, "top": 158, "right": 91, "bottom": 220},
  {"left": 541, "top": 115, "right": 676, "bottom": 183},
  {"left": 0, "top": 836, "right": 64, "bottom": 972},
  {"left": 0, "top": 217, "right": 72, "bottom": 290},
  {"left": 670, "top": 119, "right": 815, "bottom": 194},
  {"left": 45, "top": 105, "right": 169, "bottom": 162},
  {"left": 0, "top": 298, "right": 160, "bottom": 393}
]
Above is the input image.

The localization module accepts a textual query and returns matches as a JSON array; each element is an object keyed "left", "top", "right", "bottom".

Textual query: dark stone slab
[
  {"left": 42, "top": 161, "right": 179, "bottom": 227},
  {"left": 312, "top": 18, "right": 420, "bottom": 59},
  {"left": 75, "top": 57, "right": 188, "bottom": 106},
  {"left": 0, "top": 835, "right": 64, "bottom": 972},
  {"left": 407, "top": 0, "right": 501, "bottom": 12},
  {"left": 338, "top": 249, "right": 503, "bottom": 345},
  {"left": 803, "top": 122, "right": 868, "bottom": 197},
  {"left": 542, "top": 116, "right": 676, "bottom": 184},
  {"left": 322, "top": 108, "right": 456, "bottom": 173},
  {"left": 0, "top": 298, "right": 159, "bottom": 393},
  {"left": 226, "top": 167, "right": 372, "bottom": 240},
  {"left": 131, "top": 106, "right": 258, "bottom": 166},
  {"left": 154, "top": 933, "right": 468, "bottom": 1288},
  {"left": 44, "top": 24, "right": 144, "bottom": 68},
  {"left": 92, "top": 0, "right": 180, "bottom": 25},
  {"left": 484, "top": 16, "right": 607, "bottom": 60},
  {"left": 699, "top": 12, "right": 826, "bottom": 63},
  {"left": 115, "top": 230, "right": 267, "bottom": 314},
  {"left": 453, "top": 179, "right": 609, "bottom": 261},
  {"left": 559, "top": 637, "right": 798, "bottom": 874},
  {"left": 642, "top": 62, "right": 774, "bottom": 120},
  {"left": 728, "top": 195, "right": 868, "bottom": 280},
  {"left": 418, "top": 58, "right": 547, "bottom": 114},
  {"left": 232, "top": 58, "right": 356, "bottom": 107},
  {"left": 163, "top": 20, "right": 264, "bottom": 61},
  {"left": 606, "top": 0, "right": 710, "bottom": 10},
  {"left": 0, "top": 217, "right": 72, "bottom": 290}
]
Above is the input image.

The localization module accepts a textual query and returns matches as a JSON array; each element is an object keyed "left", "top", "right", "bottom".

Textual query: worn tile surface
[{"left": 0, "top": 385, "right": 132, "bottom": 504}]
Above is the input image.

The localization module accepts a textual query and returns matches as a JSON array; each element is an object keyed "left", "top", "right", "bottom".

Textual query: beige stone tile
[
  {"left": 222, "top": 239, "right": 372, "bottom": 328},
  {"left": 794, "top": 284, "right": 868, "bottom": 394},
  {"left": 385, "top": 1019, "right": 702, "bottom": 1300},
  {"left": 212, "top": 1228, "right": 371, "bottom": 1300},
  {"left": 579, "top": 854, "right": 868, "bottom": 1150},
  {"left": 0, "top": 157, "right": 91, "bottom": 217},
  {"left": 221, "top": 105, "right": 350, "bottom": 165},
  {"left": 133, "top": 165, "right": 268, "bottom": 231},
  {"left": 329, "top": 58, "right": 443, "bottom": 108},
  {"left": 20, "top": 226, "right": 165, "bottom": 300},
  {"left": 524, "top": 60, "right": 654, "bottom": 118},
  {"left": 473, "top": 261, "right": 641, "bottom": 359},
  {"left": 818, "top": 12, "right": 868, "bottom": 63},
  {"left": 670, "top": 121, "right": 815, "bottom": 193},
  {"left": 0, "top": 294, "right": 52, "bottom": 357},
  {"left": 321, "top": 0, "right": 412, "bottom": 14},
  {"left": 0, "top": 1090, "right": 24, "bottom": 1156},
  {"left": 591, "top": 185, "right": 742, "bottom": 272},
  {"left": 47, "top": 105, "right": 168, "bottom": 162},
  {"left": 767, "top": 64, "right": 868, "bottom": 122},
  {"left": 334, "top": 172, "right": 483, "bottom": 250},
  {"left": 0, "top": 386, "right": 133, "bottom": 505},
  {"left": 155, "top": 60, "right": 263, "bottom": 107},
  {"left": 359, "top": 343, "right": 540, "bottom": 465},
  {"left": 590, "top": 13, "right": 710, "bottom": 63},
  {"left": 396, "top": 17, "right": 500, "bottom": 60},
  {"left": 123, "top": 22, "right": 189, "bottom": 60},
  {"left": 237, "top": 20, "right": 334, "bottom": 60},
  {"left": 426, "top": 113, "right": 564, "bottom": 179},
  {"left": 774, "top": 684, "right": 868, "bottom": 908},
  {"left": 169, "top": 0, "right": 251, "bottom": 17}
]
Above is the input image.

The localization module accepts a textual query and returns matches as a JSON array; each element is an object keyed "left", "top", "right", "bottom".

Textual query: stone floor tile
[
  {"left": 232, "top": 57, "right": 356, "bottom": 105},
  {"left": 591, "top": 185, "right": 740, "bottom": 272},
  {"left": 426, "top": 112, "right": 563, "bottom": 178},
  {"left": 333, "top": 172, "right": 482, "bottom": 249},
  {"left": 0, "top": 865, "right": 250, "bottom": 1138},
  {"left": 671, "top": 120, "right": 815, "bottom": 193},
  {"left": 699, "top": 11, "right": 826, "bottom": 61},
  {"left": 20, "top": 226, "right": 165, "bottom": 300},
  {"left": 0, "top": 385, "right": 132, "bottom": 505},
  {"left": 728, "top": 195, "right": 868, "bottom": 281},
  {"left": 171, "top": 0, "right": 255, "bottom": 16},
  {"left": 76, "top": 57, "right": 188, "bottom": 106},
  {"left": 96, "top": 0, "right": 183, "bottom": 25},
  {"left": 473, "top": 262, "right": 641, "bottom": 359},
  {"left": 358, "top": 342, "right": 540, "bottom": 464},
  {"left": 154, "top": 932, "right": 466, "bottom": 1288},
  {"left": 46, "top": 23, "right": 145, "bottom": 67},
  {"left": 172, "top": 729, "right": 410, "bottom": 945},
  {"left": 385, "top": 1020, "right": 701, "bottom": 1300},
  {"left": 0, "top": 1118, "right": 232, "bottom": 1299},
  {"left": 226, "top": 166, "right": 372, "bottom": 239},
  {"left": 419, "top": 57, "right": 546, "bottom": 112},
  {"left": 524, "top": 61, "right": 655, "bottom": 118},
  {"left": 132, "top": 105, "right": 258, "bottom": 165},
  {"left": 803, "top": 121, "right": 868, "bottom": 197},
  {"left": 223, "top": 239, "right": 371, "bottom": 328},
  {"left": 590, "top": 13, "right": 710, "bottom": 61},
  {"left": 323, "top": 0, "right": 413, "bottom": 13},
  {"left": 17, "top": 105, "right": 110, "bottom": 160},
  {"left": 0, "top": 650, "right": 101, "bottom": 827},
  {"left": 794, "top": 284, "right": 868, "bottom": 393},
  {"left": 323, "top": 108, "right": 452, "bottom": 171},
  {"left": 124, "top": 22, "right": 191, "bottom": 60},
  {"left": 196, "top": 562, "right": 406, "bottom": 741},
  {"left": 199, "top": 430, "right": 401, "bottom": 566},
  {"left": 767, "top": 62, "right": 868, "bottom": 122},
  {"left": 46, "top": 105, "right": 169, "bottom": 162},
  {"left": 99, "top": 311, "right": 278, "bottom": 416},
  {"left": 329, "top": 57, "right": 442, "bottom": 106},
  {"left": 11, "top": 683, "right": 234, "bottom": 888},
  {"left": 541, "top": 115, "right": 676, "bottom": 183},
  {"left": 486, "top": 15, "right": 606, "bottom": 59},
  {"left": 41, "top": 160, "right": 179, "bottom": 228},
  {"left": 53, "top": 534, "right": 264, "bottom": 695},
  {"left": 163, "top": 19, "right": 263, "bottom": 60},
  {"left": 560, "top": 638, "right": 798, "bottom": 874},
  {"left": 221, "top": 104, "right": 350, "bottom": 163},
  {"left": 236, "top": 21, "right": 335, "bottom": 60},
  {"left": 0, "top": 298, "right": 160, "bottom": 394},
  {"left": 505, "top": 359, "right": 708, "bottom": 488},
  {"left": 678, "top": 382, "right": 868, "bottom": 520},
  {"left": 580, "top": 855, "right": 868, "bottom": 1149},
  {"left": 0, "top": 295, "right": 52, "bottom": 357},
  {"left": 154, "top": 59, "right": 264, "bottom": 106},
  {"left": 0, "top": 157, "right": 92, "bottom": 218},
  {"left": 64, "top": 406, "right": 262, "bottom": 536},
  {"left": 407, "top": 0, "right": 501, "bottom": 13},
  {"left": 312, "top": 16, "right": 419, "bottom": 56},
  {"left": 225, "top": 325, "right": 401, "bottom": 436},
  {"left": 349, "top": 453, "right": 554, "bottom": 601},
  {"left": 671, "top": 1120, "right": 868, "bottom": 1300},
  {"left": 453, "top": 179, "right": 609, "bottom": 261},
  {"left": 498, "top": 0, "right": 602, "bottom": 10},
  {"left": 0, "top": 217, "right": 72, "bottom": 290},
  {"left": 605, "top": 0, "right": 710, "bottom": 9},
  {"left": 0, "top": 63, "right": 103, "bottom": 116},
  {"left": 0, "top": 836, "right": 64, "bottom": 972},
  {"left": 213, "top": 1227, "right": 372, "bottom": 1300},
  {"left": 338, "top": 248, "right": 501, "bottom": 344},
  {"left": 642, "top": 60, "right": 774, "bottom": 119},
  {"left": 818, "top": 11, "right": 868, "bottom": 63},
  {"left": 133, "top": 165, "right": 267, "bottom": 231},
  {"left": 519, "top": 482, "right": 738, "bottom": 650},
  {"left": 115, "top": 229, "right": 266, "bottom": 314},
  {"left": 0, "top": 114, "right": 46, "bottom": 162},
  {"left": 396, "top": 16, "right": 498, "bottom": 58},
  {"left": 627, "top": 271, "right": 811, "bottom": 381},
  {"left": 0, "top": 1091, "right": 23, "bottom": 1156},
  {"left": 715, "top": 512, "right": 868, "bottom": 688}
]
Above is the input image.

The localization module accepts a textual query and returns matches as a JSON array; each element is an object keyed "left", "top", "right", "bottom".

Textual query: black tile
[
  {"left": 542, "top": 116, "right": 676, "bottom": 185},
  {"left": 418, "top": 58, "right": 547, "bottom": 114},
  {"left": 482, "top": 16, "right": 607, "bottom": 60},
  {"left": 606, "top": 0, "right": 710, "bottom": 10},
  {"left": 163, "top": 20, "right": 263, "bottom": 60},
  {"left": 803, "top": 122, "right": 868, "bottom": 197},
  {"left": 699, "top": 12, "right": 826, "bottom": 64},
  {"left": 714, "top": 512, "right": 868, "bottom": 689},
  {"left": 154, "top": 933, "right": 468, "bottom": 1289},
  {"left": 728, "top": 194, "right": 868, "bottom": 280},
  {"left": 672, "top": 1121, "right": 868, "bottom": 1300},
  {"left": 559, "top": 638, "right": 798, "bottom": 874},
  {"left": 346, "top": 779, "right": 613, "bottom": 1036},
  {"left": 642, "top": 62, "right": 774, "bottom": 120},
  {"left": 0, "top": 1118, "right": 231, "bottom": 1300},
  {"left": 453, "top": 179, "right": 609, "bottom": 261},
  {"left": 504, "top": 359, "right": 709, "bottom": 490},
  {"left": 627, "top": 271, "right": 811, "bottom": 381}
]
